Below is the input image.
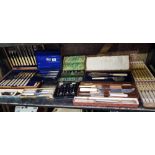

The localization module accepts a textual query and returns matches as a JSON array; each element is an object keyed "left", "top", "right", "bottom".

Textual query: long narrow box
[
  {"left": 131, "top": 61, "right": 155, "bottom": 108},
  {"left": 73, "top": 82, "right": 139, "bottom": 108},
  {"left": 131, "top": 61, "right": 155, "bottom": 81}
]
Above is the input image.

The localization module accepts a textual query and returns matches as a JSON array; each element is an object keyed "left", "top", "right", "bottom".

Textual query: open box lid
[
  {"left": 63, "top": 55, "right": 86, "bottom": 71},
  {"left": 35, "top": 50, "right": 62, "bottom": 71},
  {"left": 3, "top": 47, "right": 62, "bottom": 71},
  {"left": 86, "top": 55, "right": 130, "bottom": 71},
  {"left": 3, "top": 46, "right": 37, "bottom": 68}
]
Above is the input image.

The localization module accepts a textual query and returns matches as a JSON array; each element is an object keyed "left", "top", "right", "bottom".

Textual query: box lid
[
  {"left": 3, "top": 46, "right": 37, "bottom": 68},
  {"left": 35, "top": 51, "right": 61, "bottom": 70},
  {"left": 63, "top": 56, "right": 86, "bottom": 71},
  {"left": 86, "top": 55, "right": 129, "bottom": 71}
]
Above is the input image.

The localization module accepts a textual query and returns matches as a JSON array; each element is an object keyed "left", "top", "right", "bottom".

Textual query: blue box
[{"left": 35, "top": 51, "right": 62, "bottom": 79}]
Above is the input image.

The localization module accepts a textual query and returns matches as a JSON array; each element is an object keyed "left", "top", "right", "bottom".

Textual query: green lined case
[
  {"left": 63, "top": 56, "right": 86, "bottom": 71},
  {"left": 59, "top": 56, "right": 86, "bottom": 82}
]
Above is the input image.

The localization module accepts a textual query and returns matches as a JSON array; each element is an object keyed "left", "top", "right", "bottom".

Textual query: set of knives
[
  {"left": 78, "top": 82, "right": 137, "bottom": 97},
  {"left": 73, "top": 82, "right": 139, "bottom": 108},
  {"left": 0, "top": 87, "right": 56, "bottom": 98},
  {"left": 0, "top": 70, "right": 38, "bottom": 88},
  {"left": 59, "top": 70, "right": 84, "bottom": 82},
  {"left": 21, "top": 87, "right": 56, "bottom": 98},
  {"left": 59, "top": 77, "right": 83, "bottom": 82},
  {"left": 54, "top": 82, "right": 79, "bottom": 98},
  {"left": 87, "top": 72, "right": 129, "bottom": 82},
  {"left": 39, "top": 70, "right": 59, "bottom": 79},
  {"left": 131, "top": 61, "right": 155, "bottom": 81},
  {"left": 131, "top": 61, "right": 155, "bottom": 108},
  {"left": 136, "top": 81, "right": 155, "bottom": 108},
  {"left": 4, "top": 46, "right": 37, "bottom": 67},
  {"left": 0, "top": 45, "right": 45, "bottom": 89},
  {"left": 61, "top": 70, "right": 84, "bottom": 77}
]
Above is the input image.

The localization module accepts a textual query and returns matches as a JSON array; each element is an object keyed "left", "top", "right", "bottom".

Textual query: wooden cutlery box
[
  {"left": 84, "top": 55, "right": 134, "bottom": 83},
  {"left": 0, "top": 47, "right": 42, "bottom": 89},
  {"left": 131, "top": 61, "right": 155, "bottom": 108},
  {"left": 73, "top": 55, "right": 139, "bottom": 108},
  {"left": 73, "top": 81, "right": 139, "bottom": 108}
]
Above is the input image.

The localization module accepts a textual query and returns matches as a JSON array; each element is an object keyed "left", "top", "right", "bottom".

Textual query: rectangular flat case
[
  {"left": 86, "top": 55, "right": 129, "bottom": 71},
  {"left": 131, "top": 61, "right": 155, "bottom": 108},
  {"left": 59, "top": 55, "right": 86, "bottom": 82},
  {"left": 35, "top": 51, "right": 61, "bottom": 70},
  {"left": 0, "top": 47, "right": 42, "bottom": 89},
  {"left": 35, "top": 50, "right": 62, "bottom": 80},
  {"left": 73, "top": 81, "right": 139, "bottom": 108},
  {"left": 84, "top": 55, "right": 134, "bottom": 83}
]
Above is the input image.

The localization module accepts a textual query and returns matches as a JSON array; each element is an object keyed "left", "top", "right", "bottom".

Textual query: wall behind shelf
[
  {"left": 0, "top": 43, "right": 152, "bottom": 54},
  {"left": 0, "top": 43, "right": 153, "bottom": 70}
]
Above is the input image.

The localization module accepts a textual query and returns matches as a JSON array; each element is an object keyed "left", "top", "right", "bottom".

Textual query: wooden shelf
[{"left": 0, "top": 97, "right": 155, "bottom": 112}]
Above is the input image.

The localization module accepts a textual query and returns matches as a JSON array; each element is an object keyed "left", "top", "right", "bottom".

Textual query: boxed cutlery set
[
  {"left": 73, "top": 82, "right": 139, "bottom": 108},
  {"left": 73, "top": 55, "right": 139, "bottom": 108},
  {"left": 131, "top": 61, "right": 155, "bottom": 108},
  {"left": 136, "top": 81, "right": 155, "bottom": 108},
  {"left": 84, "top": 56, "right": 134, "bottom": 82},
  {"left": 54, "top": 56, "right": 85, "bottom": 98},
  {"left": 0, "top": 87, "right": 56, "bottom": 99},
  {"left": 54, "top": 82, "right": 79, "bottom": 98},
  {"left": 59, "top": 56, "right": 86, "bottom": 82},
  {"left": 0, "top": 47, "right": 42, "bottom": 89},
  {"left": 131, "top": 61, "right": 155, "bottom": 82},
  {"left": 35, "top": 50, "right": 62, "bottom": 80},
  {"left": 21, "top": 87, "right": 56, "bottom": 98},
  {"left": 0, "top": 69, "right": 41, "bottom": 89}
]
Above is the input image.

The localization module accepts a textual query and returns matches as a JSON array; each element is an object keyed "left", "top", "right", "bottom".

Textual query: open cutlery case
[
  {"left": 73, "top": 82, "right": 139, "bottom": 108},
  {"left": 54, "top": 56, "right": 85, "bottom": 98},
  {"left": 35, "top": 50, "right": 62, "bottom": 80},
  {"left": 0, "top": 69, "right": 41, "bottom": 89},
  {"left": 73, "top": 55, "right": 140, "bottom": 108},
  {"left": 131, "top": 61, "right": 155, "bottom": 108},
  {"left": 84, "top": 55, "right": 134, "bottom": 83},
  {"left": 59, "top": 55, "right": 86, "bottom": 82},
  {"left": 0, "top": 46, "right": 42, "bottom": 89}
]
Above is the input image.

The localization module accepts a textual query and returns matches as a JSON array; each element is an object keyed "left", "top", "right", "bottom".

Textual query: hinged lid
[
  {"left": 3, "top": 46, "right": 37, "bottom": 68},
  {"left": 35, "top": 50, "right": 61, "bottom": 71},
  {"left": 63, "top": 56, "right": 86, "bottom": 71},
  {"left": 86, "top": 55, "right": 129, "bottom": 71}
]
